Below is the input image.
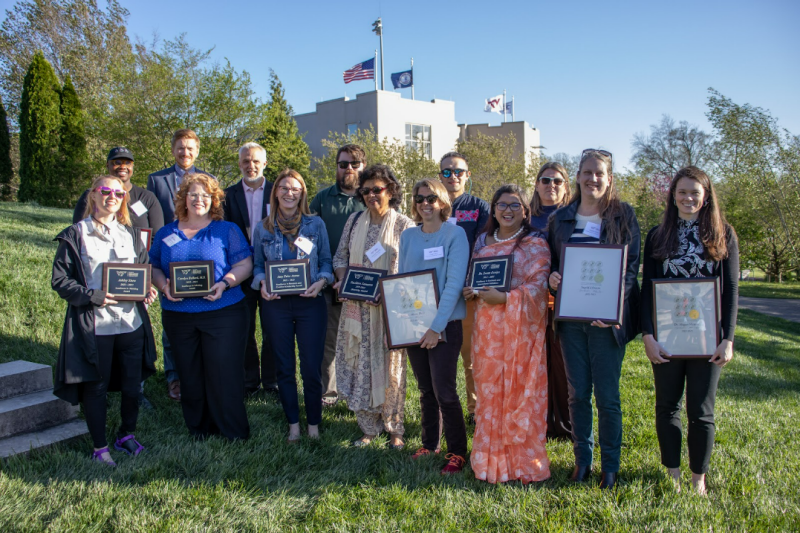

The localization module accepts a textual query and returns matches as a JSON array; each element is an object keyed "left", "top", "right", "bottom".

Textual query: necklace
[
  {"left": 494, "top": 226, "right": 524, "bottom": 243},
  {"left": 91, "top": 215, "right": 112, "bottom": 235}
]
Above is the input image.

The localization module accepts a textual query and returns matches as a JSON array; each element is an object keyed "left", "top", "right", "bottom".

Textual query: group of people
[{"left": 51, "top": 131, "right": 738, "bottom": 494}]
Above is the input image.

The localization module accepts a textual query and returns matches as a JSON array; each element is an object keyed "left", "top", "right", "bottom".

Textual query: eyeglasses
[
  {"left": 413, "top": 194, "right": 439, "bottom": 204},
  {"left": 581, "top": 148, "right": 613, "bottom": 160},
  {"left": 440, "top": 169, "right": 467, "bottom": 179},
  {"left": 187, "top": 192, "right": 212, "bottom": 201},
  {"left": 94, "top": 186, "right": 126, "bottom": 199},
  {"left": 359, "top": 186, "right": 387, "bottom": 196},
  {"left": 496, "top": 202, "right": 522, "bottom": 212},
  {"left": 539, "top": 177, "right": 565, "bottom": 186},
  {"left": 110, "top": 159, "right": 133, "bottom": 167},
  {"left": 337, "top": 161, "right": 363, "bottom": 169},
  {"left": 278, "top": 186, "right": 303, "bottom": 194}
]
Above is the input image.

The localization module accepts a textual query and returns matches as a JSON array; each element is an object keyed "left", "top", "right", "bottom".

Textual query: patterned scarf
[{"left": 276, "top": 209, "right": 302, "bottom": 250}]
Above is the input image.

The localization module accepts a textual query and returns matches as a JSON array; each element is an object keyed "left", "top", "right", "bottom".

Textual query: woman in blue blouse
[
  {"left": 150, "top": 174, "right": 253, "bottom": 441},
  {"left": 251, "top": 169, "right": 334, "bottom": 442}
]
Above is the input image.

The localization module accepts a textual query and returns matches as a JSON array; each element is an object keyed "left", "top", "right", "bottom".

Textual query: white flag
[{"left": 484, "top": 94, "right": 504, "bottom": 114}]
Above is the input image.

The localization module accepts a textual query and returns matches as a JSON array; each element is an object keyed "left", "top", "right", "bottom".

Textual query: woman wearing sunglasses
[
  {"left": 547, "top": 149, "right": 641, "bottom": 489},
  {"left": 251, "top": 169, "right": 334, "bottom": 442},
  {"left": 52, "top": 176, "right": 159, "bottom": 466},
  {"left": 463, "top": 184, "right": 552, "bottom": 484},
  {"left": 641, "top": 166, "right": 738, "bottom": 495},
  {"left": 150, "top": 173, "right": 253, "bottom": 441},
  {"left": 531, "top": 162, "right": 573, "bottom": 441},
  {"left": 399, "top": 178, "right": 470, "bottom": 474},
  {"left": 331, "top": 165, "right": 415, "bottom": 449}
]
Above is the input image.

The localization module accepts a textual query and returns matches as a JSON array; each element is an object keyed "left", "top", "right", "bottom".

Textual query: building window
[
  {"left": 405, "top": 123, "right": 431, "bottom": 158},
  {"left": 347, "top": 123, "right": 358, "bottom": 138}
]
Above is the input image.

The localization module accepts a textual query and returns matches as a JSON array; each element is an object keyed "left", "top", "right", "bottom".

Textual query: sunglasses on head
[
  {"left": 413, "top": 194, "right": 439, "bottom": 204},
  {"left": 440, "top": 168, "right": 467, "bottom": 179},
  {"left": 539, "top": 177, "right": 565, "bottom": 186},
  {"left": 338, "top": 161, "right": 362, "bottom": 169},
  {"left": 581, "top": 148, "right": 613, "bottom": 160},
  {"left": 95, "top": 186, "right": 126, "bottom": 199},
  {"left": 359, "top": 186, "right": 387, "bottom": 196}
]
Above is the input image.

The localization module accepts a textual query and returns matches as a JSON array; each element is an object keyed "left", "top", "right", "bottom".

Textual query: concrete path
[{"left": 738, "top": 297, "right": 800, "bottom": 323}]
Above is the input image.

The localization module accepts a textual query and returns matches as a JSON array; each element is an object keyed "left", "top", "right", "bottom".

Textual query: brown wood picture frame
[
  {"left": 379, "top": 269, "right": 441, "bottom": 349},
  {"left": 265, "top": 259, "right": 311, "bottom": 296},
  {"left": 102, "top": 262, "right": 152, "bottom": 301},
  {"left": 169, "top": 260, "right": 215, "bottom": 298}
]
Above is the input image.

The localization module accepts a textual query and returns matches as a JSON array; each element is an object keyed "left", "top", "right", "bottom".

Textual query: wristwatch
[{"left": 221, "top": 279, "right": 231, "bottom": 290}]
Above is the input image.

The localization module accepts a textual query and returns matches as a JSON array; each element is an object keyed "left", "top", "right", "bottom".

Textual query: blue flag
[{"left": 391, "top": 70, "right": 413, "bottom": 89}]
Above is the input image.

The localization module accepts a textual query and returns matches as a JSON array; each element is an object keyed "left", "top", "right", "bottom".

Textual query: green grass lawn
[
  {"left": 738, "top": 280, "right": 800, "bottom": 299},
  {"left": 1, "top": 202, "right": 799, "bottom": 532}
]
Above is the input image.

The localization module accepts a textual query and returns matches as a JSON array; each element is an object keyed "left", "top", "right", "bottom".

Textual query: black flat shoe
[
  {"left": 569, "top": 465, "right": 592, "bottom": 482},
  {"left": 138, "top": 392, "right": 154, "bottom": 410},
  {"left": 599, "top": 471, "right": 617, "bottom": 490}
]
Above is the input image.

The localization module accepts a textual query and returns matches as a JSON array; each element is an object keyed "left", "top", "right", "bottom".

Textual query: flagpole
[
  {"left": 374, "top": 50, "right": 378, "bottom": 91},
  {"left": 503, "top": 89, "right": 507, "bottom": 123},
  {"left": 512, "top": 96, "right": 515, "bottom": 121},
  {"left": 411, "top": 58, "right": 415, "bottom": 100},
  {"left": 372, "top": 18, "right": 385, "bottom": 90}
]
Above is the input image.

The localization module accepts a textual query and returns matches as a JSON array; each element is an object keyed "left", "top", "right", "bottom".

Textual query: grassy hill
[{"left": 0, "top": 201, "right": 798, "bottom": 532}]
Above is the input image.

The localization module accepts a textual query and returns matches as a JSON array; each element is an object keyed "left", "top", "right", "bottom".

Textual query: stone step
[
  {"left": 0, "top": 360, "right": 53, "bottom": 400},
  {"left": 0, "top": 419, "right": 89, "bottom": 459},
  {"left": 0, "top": 389, "right": 79, "bottom": 439}
]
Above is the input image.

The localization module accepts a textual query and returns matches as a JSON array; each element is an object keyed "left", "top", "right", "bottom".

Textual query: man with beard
[
  {"left": 223, "top": 143, "right": 278, "bottom": 398},
  {"left": 438, "top": 151, "right": 489, "bottom": 427},
  {"left": 309, "top": 144, "right": 367, "bottom": 406},
  {"left": 72, "top": 146, "right": 164, "bottom": 410}
]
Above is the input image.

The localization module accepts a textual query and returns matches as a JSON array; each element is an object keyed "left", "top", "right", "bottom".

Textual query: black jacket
[
  {"left": 51, "top": 223, "right": 157, "bottom": 405},
  {"left": 546, "top": 201, "right": 642, "bottom": 346},
  {"left": 223, "top": 178, "right": 274, "bottom": 243}
]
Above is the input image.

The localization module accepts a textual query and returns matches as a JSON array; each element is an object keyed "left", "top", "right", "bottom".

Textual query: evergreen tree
[
  {"left": 0, "top": 96, "right": 13, "bottom": 201},
  {"left": 18, "top": 51, "right": 61, "bottom": 205},
  {"left": 258, "top": 71, "right": 310, "bottom": 186},
  {"left": 58, "top": 75, "right": 89, "bottom": 206}
]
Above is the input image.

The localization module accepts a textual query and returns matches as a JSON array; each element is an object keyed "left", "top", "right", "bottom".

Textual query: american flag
[{"left": 343, "top": 58, "right": 375, "bottom": 84}]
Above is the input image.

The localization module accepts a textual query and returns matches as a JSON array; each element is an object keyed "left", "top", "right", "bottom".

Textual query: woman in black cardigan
[{"left": 641, "top": 166, "right": 738, "bottom": 495}]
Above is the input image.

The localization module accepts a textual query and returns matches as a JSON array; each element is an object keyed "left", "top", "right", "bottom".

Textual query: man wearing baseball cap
[
  {"left": 72, "top": 147, "right": 164, "bottom": 410},
  {"left": 73, "top": 147, "right": 165, "bottom": 231}
]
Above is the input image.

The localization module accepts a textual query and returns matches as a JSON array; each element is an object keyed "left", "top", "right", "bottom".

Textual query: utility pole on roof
[{"left": 372, "top": 18, "right": 385, "bottom": 90}]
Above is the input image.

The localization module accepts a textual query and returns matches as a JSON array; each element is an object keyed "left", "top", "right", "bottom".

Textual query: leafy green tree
[
  {"left": 258, "top": 71, "right": 310, "bottom": 185},
  {"left": 0, "top": 96, "right": 13, "bottom": 200},
  {"left": 18, "top": 51, "right": 60, "bottom": 205},
  {"left": 58, "top": 75, "right": 89, "bottom": 205},
  {"left": 456, "top": 131, "right": 534, "bottom": 201}
]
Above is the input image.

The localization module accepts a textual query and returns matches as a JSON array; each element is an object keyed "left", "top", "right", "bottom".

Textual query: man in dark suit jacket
[
  {"left": 146, "top": 128, "right": 216, "bottom": 402},
  {"left": 223, "top": 142, "right": 277, "bottom": 396}
]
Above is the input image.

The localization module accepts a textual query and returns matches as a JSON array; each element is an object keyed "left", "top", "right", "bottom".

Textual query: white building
[{"left": 294, "top": 90, "right": 540, "bottom": 164}]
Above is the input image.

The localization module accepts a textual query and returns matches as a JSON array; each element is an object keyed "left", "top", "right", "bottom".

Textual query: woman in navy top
[
  {"left": 150, "top": 174, "right": 253, "bottom": 441},
  {"left": 641, "top": 166, "right": 738, "bottom": 495},
  {"left": 547, "top": 150, "right": 641, "bottom": 490},
  {"left": 251, "top": 169, "right": 334, "bottom": 442}
]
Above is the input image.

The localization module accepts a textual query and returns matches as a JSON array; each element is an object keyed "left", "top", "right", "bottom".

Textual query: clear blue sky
[{"left": 10, "top": 0, "right": 800, "bottom": 170}]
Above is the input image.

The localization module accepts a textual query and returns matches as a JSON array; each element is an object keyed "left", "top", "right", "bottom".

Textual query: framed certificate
[
  {"left": 339, "top": 266, "right": 387, "bottom": 302},
  {"left": 468, "top": 255, "right": 513, "bottom": 291},
  {"left": 653, "top": 278, "right": 721, "bottom": 358},
  {"left": 379, "top": 269, "right": 441, "bottom": 349},
  {"left": 139, "top": 228, "right": 153, "bottom": 251},
  {"left": 170, "top": 260, "right": 214, "bottom": 297},
  {"left": 265, "top": 259, "right": 311, "bottom": 295},
  {"left": 102, "top": 263, "right": 151, "bottom": 301},
  {"left": 554, "top": 243, "right": 627, "bottom": 324}
]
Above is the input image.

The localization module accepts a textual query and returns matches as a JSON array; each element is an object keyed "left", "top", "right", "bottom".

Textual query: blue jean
[
  {"left": 162, "top": 330, "right": 178, "bottom": 384},
  {"left": 263, "top": 294, "right": 327, "bottom": 425},
  {"left": 557, "top": 321, "right": 625, "bottom": 473}
]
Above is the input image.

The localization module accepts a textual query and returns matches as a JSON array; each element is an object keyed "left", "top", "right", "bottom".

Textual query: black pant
[
  {"left": 242, "top": 282, "right": 277, "bottom": 392},
  {"left": 162, "top": 300, "right": 250, "bottom": 441},
  {"left": 81, "top": 327, "right": 145, "bottom": 448},
  {"left": 406, "top": 320, "right": 467, "bottom": 457},
  {"left": 652, "top": 358, "right": 722, "bottom": 474},
  {"left": 546, "top": 307, "right": 573, "bottom": 440}
]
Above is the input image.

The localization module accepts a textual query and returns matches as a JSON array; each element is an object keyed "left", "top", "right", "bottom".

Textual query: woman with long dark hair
[
  {"left": 465, "top": 184, "right": 551, "bottom": 484},
  {"left": 547, "top": 149, "right": 641, "bottom": 489},
  {"left": 641, "top": 166, "right": 738, "bottom": 495}
]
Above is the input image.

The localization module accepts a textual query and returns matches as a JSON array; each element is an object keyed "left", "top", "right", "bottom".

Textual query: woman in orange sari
[{"left": 464, "top": 184, "right": 551, "bottom": 484}]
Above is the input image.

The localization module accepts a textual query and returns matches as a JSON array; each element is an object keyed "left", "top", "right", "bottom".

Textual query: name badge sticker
[
  {"left": 424, "top": 246, "right": 444, "bottom": 260},
  {"left": 583, "top": 222, "right": 602, "bottom": 240},
  {"left": 446, "top": 217, "right": 457, "bottom": 225},
  {"left": 163, "top": 233, "right": 181, "bottom": 247},
  {"left": 129, "top": 200, "right": 148, "bottom": 217},
  {"left": 294, "top": 236, "right": 314, "bottom": 255},
  {"left": 365, "top": 242, "right": 386, "bottom": 263}
]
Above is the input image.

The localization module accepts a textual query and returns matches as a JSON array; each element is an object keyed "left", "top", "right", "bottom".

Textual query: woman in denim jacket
[{"left": 251, "top": 169, "right": 334, "bottom": 442}]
